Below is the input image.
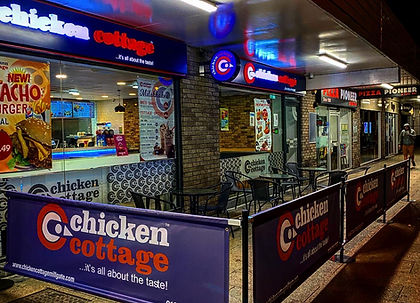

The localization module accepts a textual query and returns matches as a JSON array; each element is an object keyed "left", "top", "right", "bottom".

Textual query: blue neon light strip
[{"left": 52, "top": 148, "right": 116, "bottom": 160}]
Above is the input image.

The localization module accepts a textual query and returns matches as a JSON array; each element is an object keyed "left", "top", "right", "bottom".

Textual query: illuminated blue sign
[
  {"left": 210, "top": 50, "right": 240, "bottom": 82},
  {"left": 211, "top": 50, "right": 305, "bottom": 93},
  {"left": 0, "top": 1, "right": 187, "bottom": 75}
]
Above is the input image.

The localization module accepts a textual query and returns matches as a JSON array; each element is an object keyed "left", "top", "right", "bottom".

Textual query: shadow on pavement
[{"left": 312, "top": 201, "right": 420, "bottom": 303}]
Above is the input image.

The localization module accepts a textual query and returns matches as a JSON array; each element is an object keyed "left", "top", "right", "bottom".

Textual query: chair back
[
  {"left": 285, "top": 162, "right": 301, "bottom": 177},
  {"left": 249, "top": 179, "right": 270, "bottom": 201},
  {"left": 131, "top": 191, "right": 147, "bottom": 209},
  {"left": 271, "top": 167, "right": 279, "bottom": 174},
  {"left": 217, "top": 183, "right": 232, "bottom": 209},
  {"left": 225, "top": 171, "right": 241, "bottom": 191},
  {"left": 328, "top": 171, "right": 348, "bottom": 185}
]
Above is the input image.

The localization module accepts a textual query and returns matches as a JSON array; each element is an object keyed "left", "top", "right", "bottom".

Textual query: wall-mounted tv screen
[
  {"left": 73, "top": 102, "right": 94, "bottom": 118},
  {"left": 51, "top": 101, "right": 73, "bottom": 118}
]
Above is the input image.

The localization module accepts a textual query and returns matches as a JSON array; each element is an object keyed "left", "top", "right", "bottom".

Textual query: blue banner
[
  {"left": 385, "top": 160, "right": 409, "bottom": 209},
  {"left": 251, "top": 184, "right": 340, "bottom": 303},
  {"left": 5, "top": 192, "right": 229, "bottom": 303},
  {"left": 345, "top": 169, "right": 385, "bottom": 241},
  {"left": 0, "top": 1, "right": 187, "bottom": 75}
]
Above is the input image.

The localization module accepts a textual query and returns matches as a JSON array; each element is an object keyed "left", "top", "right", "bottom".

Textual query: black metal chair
[
  {"left": 197, "top": 183, "right": 235, "bottom": 237},
  {"left": 271, "top": 166, "right": 300, "bottom": 199},
  {"left": 131, "top": 191, "right": 181, "bottom": 212},
  {"left": 314, "top": 170, "right": 348, "bottom": 189},
  {"left": 285, "top": 162, "right": 310, "bottom": 195},
  {"left": 248, "top": 179, "right": 282, "bottom": 213},
  {"left": 224, "top": 170, "right": 253, "bottom": 209}
]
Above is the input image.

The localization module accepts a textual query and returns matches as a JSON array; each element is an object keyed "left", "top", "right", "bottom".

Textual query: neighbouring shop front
[
  {"left": 209, "top": 50, "right": 305, "bottom": 184},
  {"left": 314, "top": 89, "right": 357, "bottom": 170},
  {"left": 0, "top": 0, "right": 187, "bottom": 230}
]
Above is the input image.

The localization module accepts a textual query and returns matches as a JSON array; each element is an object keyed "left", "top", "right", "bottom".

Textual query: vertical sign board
[
  {"left": 0, "top": 56, "right": 51, "bottom": 173},
  {"left": 254, "top": 99, "right": 272, "bottom": 151},
  {"left": 385, "top": 160, "right": 409, "bottom": 209},
  {"left": 345, "top": 170, "right": 385, "bottom": 241},
  {"left": 5, "top": 192, "right": 229, "bottom": 303},
  {"left": 139, "top": 77, "right": 175, "bottom": 161},
  {"left": 251, "top": 185, "right": 341, "bottom": 303}
]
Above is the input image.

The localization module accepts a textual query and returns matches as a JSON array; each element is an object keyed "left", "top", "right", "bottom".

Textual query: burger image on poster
[{"left": 9, "top": 118, "right": 52, "bottom": 169}]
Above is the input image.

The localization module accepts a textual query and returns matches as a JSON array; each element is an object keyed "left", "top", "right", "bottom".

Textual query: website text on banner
[
  {"left": 5, "top": 192, "right": 229, "bottom": 303},
  {"left": 251, "top": 184, "right": 341, "bottom": 303},
  {"left": 385, "top": 160, "right": 409, "bottom": 209}
]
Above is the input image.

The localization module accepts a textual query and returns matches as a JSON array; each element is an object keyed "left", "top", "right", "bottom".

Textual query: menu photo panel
[{"left": 0, "top": 56, "right": 51, "bottom": 173}]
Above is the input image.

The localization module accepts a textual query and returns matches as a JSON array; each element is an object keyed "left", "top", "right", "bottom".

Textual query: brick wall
[
  {"left": 220, "top": 94, "right": 264, "bottom": 149},
  {"left": 123, "top": 98, "right": 140, "bottom": 151},
  {"left": 301, "top": 93, "right": 317, "bottom": 166},
  {"left": 180, "top": 47, "right": 220, "bottom": 188},
  {"left": 96, "top": 100, "right": 124, "bottom": 134}
]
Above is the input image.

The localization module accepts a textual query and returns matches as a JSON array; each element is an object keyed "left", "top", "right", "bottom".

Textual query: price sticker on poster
[
  {"left": 254, "top": 99, "right": 272, "bottom": 151},
  {"left": 0, "top": 56, "right": 51, "bottom": 173}
]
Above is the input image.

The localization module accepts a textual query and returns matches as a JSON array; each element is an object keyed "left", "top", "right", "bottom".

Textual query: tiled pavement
[{"left": 1, "top": 153, "right": 419, "bottom": 303}]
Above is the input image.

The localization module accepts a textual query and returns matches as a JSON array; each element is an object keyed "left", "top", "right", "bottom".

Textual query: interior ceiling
[{"left": 44, "top": 0, "right": 398, "bottom": 77}]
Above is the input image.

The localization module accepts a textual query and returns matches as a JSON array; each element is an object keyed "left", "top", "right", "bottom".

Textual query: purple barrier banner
[
  {"left": 345, "top": 169, "right": 385, "bottom": 241},
  {"left": 5, "top": 192, "right": 229, "bottom": 303},
  {"left": 385, "top": 160, "right": 409, "bottom": 209},
  {"left": 251, "top": 184, "right": 341, "bottom": 303}
]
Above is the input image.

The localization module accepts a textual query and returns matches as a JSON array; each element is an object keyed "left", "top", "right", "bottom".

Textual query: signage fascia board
[{"left": 0, "top": 0, "right": 187, "bottom": 75}]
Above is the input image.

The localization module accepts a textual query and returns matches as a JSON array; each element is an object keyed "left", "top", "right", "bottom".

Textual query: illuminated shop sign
[
  {"left": 210, "top": 50, "right": 305, "bottom": 93},
  {"left": 0, "top": 0, "right": 187, "bottom": 75},
  {"left": 357, "top": 86, "right": 418, "bottom": 99},
  {"left": 316, "top": 88, "right": 358, "bottom": 109}
]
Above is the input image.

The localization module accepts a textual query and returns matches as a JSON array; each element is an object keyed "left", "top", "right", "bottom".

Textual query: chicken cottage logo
[
  {"left": 243, "top": 62, "right": 297, "bottom": 88},
  {"left": 355, "top": 177, "right": 379, "bottom": 211},
  {"left": 391, "top": 166, "right": 405, "bottom": 190},
  {"left": 210, "top": 50, "right": 240, "bottom": 82},
  {"left": 276, "top": 200, "right": 329, "bottom": 261},
  {"left": 37, "top": 204, "right": 170, "bottom": 275}
]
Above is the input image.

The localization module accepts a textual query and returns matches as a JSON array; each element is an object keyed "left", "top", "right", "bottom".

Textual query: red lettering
[
  {"left": 93, "top": 30, "right": 104, "bottom": 43},
  {"left": 70, "top": 237, "right": 81, "bottom": 254},
  {"left": 81, "top": 240, "right": 95, "bottom": 257},
  {"left": 29, "top": 85, "right": 41, "bottom": 101},
  {"left": 153, "top": 253, "right": 169, "bottom": 272}
]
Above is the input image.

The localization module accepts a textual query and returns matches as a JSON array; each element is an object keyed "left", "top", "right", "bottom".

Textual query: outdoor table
[
  {"left": 259, "top": 173, "right": 297, "bottom": 201},
  {"left": 298, "top": 167, "right": 327, "bottom": 191},
  {"left": 171, "top": 188, "right": 218, "bottom": 214}
]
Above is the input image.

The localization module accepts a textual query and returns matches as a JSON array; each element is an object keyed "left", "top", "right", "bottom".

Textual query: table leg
[{"left": 310, "top": 171, "right": 316, "bottom": 191}]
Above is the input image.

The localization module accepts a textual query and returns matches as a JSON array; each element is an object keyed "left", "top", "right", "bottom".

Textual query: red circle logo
[
  {"left": 276, "top": 212, "right": 295, "bottom": 261},
  {"left": 0, "top": 130, "right": 12, "bottom": 161},
  {"left": 37, "top": 204, "right": 69, "bottom": 251},
  {"left": 244, "top": 62, "right": 255, "bottom": 84}
]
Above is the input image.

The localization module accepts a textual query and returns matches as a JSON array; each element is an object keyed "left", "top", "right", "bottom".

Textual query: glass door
[
  {"left": 339, "top": 109, "right": 351, "bottom": 169},
  {"left": 329, "top": 110, "right": 339, "bottom": 170},
  {"left": 283, "top": 97, "right": 299, "bottom": 163}
]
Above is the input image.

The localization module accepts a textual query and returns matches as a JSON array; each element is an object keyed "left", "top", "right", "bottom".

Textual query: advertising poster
[
  {"left": 114, "top": 135, "right": 128, "bottom": 156},
  {"left": 385, "top": 161, "right": 408, "bottom": 209},
  {"left": 139, "top": 77, "right": 175, "bottom": 161},
  {"left": 6, "top": 191, "right": 229, "bottom": 303},
  {"left": 254, "top": 99, "right": 272, "bottom": 151},
  {"left": 251, "top": 185, "right": 341, "bottom": 303},
  {"left": 0, "top": 56, "right": 51, "bottom": 173},
  {"left": 345, "top": 170, "right": 385, "bottom": 241},
  {"left": 220, "top": 108, "right": 229, "bottom": 131}
]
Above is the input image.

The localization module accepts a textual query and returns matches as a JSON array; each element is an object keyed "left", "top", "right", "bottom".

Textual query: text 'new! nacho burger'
[{"left": 9, "top": 118, "right": 52, "bottom": 169}]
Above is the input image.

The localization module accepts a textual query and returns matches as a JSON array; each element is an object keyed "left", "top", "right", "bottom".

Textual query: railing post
[
  {"left": 242, "top": 209, "right": 249, "bottom": 303},
  {"left": 407, "top": 159, "right": 411, "bottom": 202}
]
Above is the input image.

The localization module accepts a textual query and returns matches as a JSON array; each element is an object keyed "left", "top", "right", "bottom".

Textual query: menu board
[
  {"left": 139, "top": 77, "right": 175, "bottom": 161},
  {"left": 73, "top": 102, "right": 94, "bottom": 118},
  {"left": 254, "top": 99, "right": 272, "bottom": 151},
  {"left": 0, "top": 56, "right": 51, "bottom": 173},
  {"left": 51, "top": 101, "right": 72, "bottom": 118}
]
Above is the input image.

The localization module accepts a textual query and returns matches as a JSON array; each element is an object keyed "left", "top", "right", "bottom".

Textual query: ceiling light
[
  {"left": 179, "top": 0, "right": 217, "bottom": 13},
  {"left": 101, "top": 95, "right": 109, "bottom": 98},
  {"left": 129, "top": 93, "right": 136, "bottom": 96},
  {"left": 114, "top": 89, "right": 125, "bottom": 113},
  {"left": 76, "top": 97, "right": 83, "bottom": 100},
  {"left": 56, "top": 74, "right": 67, "bottom": 79},
  {"left": 117, "top": 81, "right": 126, "bottom": 86},
  {"left": 381, "top": 83, "right": 393, "bottom": 90},
  {"left": 69, "top": 90, "right": 80, "bottom": 96},
  {"left": 318, "top": 53, "right": 348, "bottom": 69},
  {"left": 132, "top": 85, "right": 138, "bottom": 89}
]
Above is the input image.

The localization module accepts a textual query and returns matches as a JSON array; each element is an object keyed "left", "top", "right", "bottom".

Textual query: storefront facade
[
  {"left": 0, "top": 1, "right": 188, "bottom": 231},
  {"left": 209, "top": 50, "right": 305, "bottom": 182}
]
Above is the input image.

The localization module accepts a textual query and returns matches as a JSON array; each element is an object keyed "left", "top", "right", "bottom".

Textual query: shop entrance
[
  {"left": 316, "top": 107, "right": 352, "bottom": 170},
  {"left": 283, "top": 96, "right": 300, "bottom": 163},
  {"left": 385, "top": 113, "right": 398, "bottom": 156}
]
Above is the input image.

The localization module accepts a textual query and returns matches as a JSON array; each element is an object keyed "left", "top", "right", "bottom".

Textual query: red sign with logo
[{"left": 113, "top": 135, "right": 128, "bottom": 156}]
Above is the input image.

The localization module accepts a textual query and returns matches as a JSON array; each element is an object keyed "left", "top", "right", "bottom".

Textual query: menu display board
[
  {"left": 220, "top": 108, "right": 229, "bottom": 131},
  {"left": 51, "top": 101, "right": 72, "bottom": 118},
  {"left": 0, "top": 56, "right": 51, "bottom": 173},
  {"left": 254, "top": 99, "right": 272, "bottom": 151},
  {"left": 73, "top": 102, "right": 94, "bottom": 118},
  {"left": 139, "top": 77, "right": 175, "bottom": 161}
]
